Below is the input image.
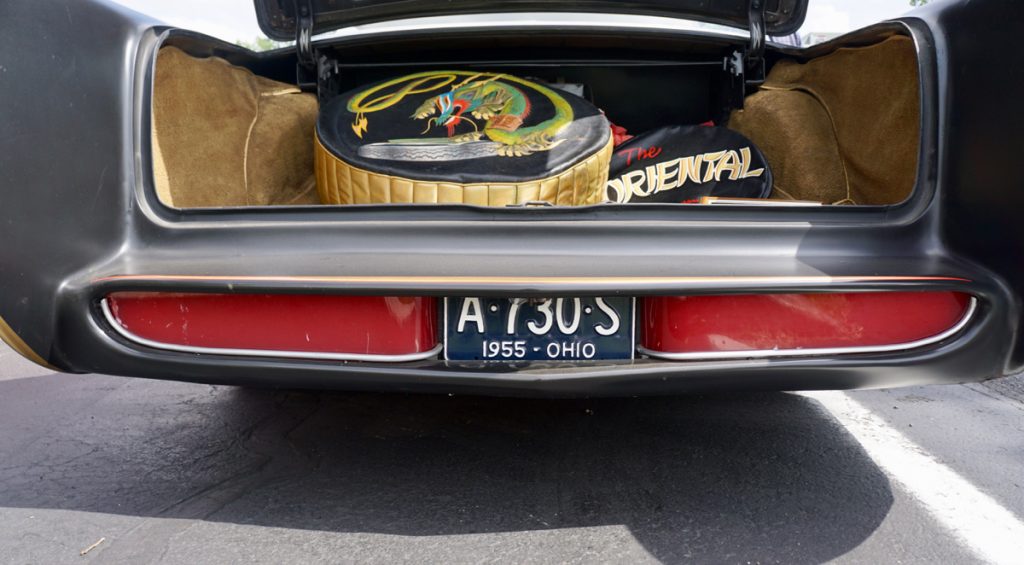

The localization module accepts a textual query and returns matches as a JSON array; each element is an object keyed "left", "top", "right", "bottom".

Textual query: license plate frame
[{"left": 443, "top": 297, "right": 636, "bottom": 362}]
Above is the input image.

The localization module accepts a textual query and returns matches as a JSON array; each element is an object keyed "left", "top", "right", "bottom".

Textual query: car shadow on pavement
[{"left": 0, "top": 374, "right": 892, "bottom": 562}]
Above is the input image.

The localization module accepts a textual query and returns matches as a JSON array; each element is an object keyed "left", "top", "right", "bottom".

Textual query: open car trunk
[{"left": 150, "top": 23, "right": 920, "bottom": 210}]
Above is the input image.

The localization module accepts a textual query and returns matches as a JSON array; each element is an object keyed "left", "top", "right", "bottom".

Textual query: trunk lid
[{"left": 254, "top": 0, "right": 809, "bottom": 41}]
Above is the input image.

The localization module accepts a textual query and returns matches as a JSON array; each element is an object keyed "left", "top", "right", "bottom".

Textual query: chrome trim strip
[
  {"left": 443, "top": 296, "right": 450, "bottom": 361},
  {"left": 630, "top": 296, "right": 636, "bottom": 361},
  {"left": 638, "top": 297, "right": 978, "bottom": 361},
  {"left": 100, "top": 299, "right": 443, "bottom": 363},
  {"left": 320, "top": 13, "right": 747, "bottom": 41}
]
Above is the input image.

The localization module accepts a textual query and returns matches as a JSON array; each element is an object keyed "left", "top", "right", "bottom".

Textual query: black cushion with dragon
[{"left": 314, "top": 71, "right": 613, "bottom": 207}]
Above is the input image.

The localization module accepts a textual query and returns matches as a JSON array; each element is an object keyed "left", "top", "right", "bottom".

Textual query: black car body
[{"left": 1, "top": 0, "right": 1022, "bottom": 396}]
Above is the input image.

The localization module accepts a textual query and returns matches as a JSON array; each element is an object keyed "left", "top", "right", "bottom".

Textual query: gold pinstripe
[
  {"left": 93, "top": 274, "right": 970, "bottom": 285},
  {"left": 0, "top": 315, "right": 55, "bottom": 370}
]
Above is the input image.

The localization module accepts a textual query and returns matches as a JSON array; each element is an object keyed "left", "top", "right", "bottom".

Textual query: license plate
[{"left": 444, "top": 297, "right": 635, "bottom": 361}]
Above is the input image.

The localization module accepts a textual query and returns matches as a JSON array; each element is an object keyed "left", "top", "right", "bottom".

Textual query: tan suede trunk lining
[
  {"left": 151, "top": 46, "right": 319, "bottom": 208},
  {"left": 314, "top": 134, "right": 614, "bottom": 207},
  {"left": 729, "top": 36, "right": 920, "bottom": 205},
  {"left": 153, "top": 36, "right": 918, "bottom": 209}
]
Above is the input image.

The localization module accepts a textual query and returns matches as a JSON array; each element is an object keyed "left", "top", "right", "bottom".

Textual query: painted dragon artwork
[
  {"left": 314, "top": 69, "right": 614, "bottom": 206},
  {"left": 313, "top": 69, "right": 770, "bottom": 207},
  {"left": 347, "top": 71, "right": 576, "bottom": 159}
]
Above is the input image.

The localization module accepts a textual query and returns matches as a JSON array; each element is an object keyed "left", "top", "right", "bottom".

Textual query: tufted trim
[{"left": 314, "top": 135, "right": 613, "bottom": 207}]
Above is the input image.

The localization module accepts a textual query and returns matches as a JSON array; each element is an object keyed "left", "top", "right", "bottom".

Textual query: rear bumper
[
  {"left": 54, "top": 305, "right": 1008, "bottom": 398},
  {"left": 43, "top": 254, "right": 1015, "bottom": 396}
]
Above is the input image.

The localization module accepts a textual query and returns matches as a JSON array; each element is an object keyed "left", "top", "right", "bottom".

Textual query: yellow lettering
[
  {"left": 740, "top": 147, "right": 765, "bottom": 178},
  {"left": 641, "top": 165, "right": 659, "bottom": 197},
  {"left": 606, "top": 178, "right": 627, "bottom": 203},
  {"left": 621, "top": 170, "right": 647, "bottom": 200},
  {"left": 702, "top": 151, "right": 726, "bottom": 182},
  {"left": 716, "top": 150, "right": 741, "bottom": 181},
  {"left": 678, "top": 155, "right": 703, "bottom": 185},
  {"left": 611, "top": 147, "right": 765, "bottom": 202},
  {"left": 656, "top": 158, "right": 679, "bottom": 191}
]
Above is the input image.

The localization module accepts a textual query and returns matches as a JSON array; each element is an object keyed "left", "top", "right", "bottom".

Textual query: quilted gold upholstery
[{"left": 314, "top": 135, "right": 614, "bottom": 206}]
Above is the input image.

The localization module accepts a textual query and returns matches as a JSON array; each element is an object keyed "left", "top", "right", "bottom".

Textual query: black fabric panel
[{"left": 605, "top": 125, "right": 772, "bottom": 203}]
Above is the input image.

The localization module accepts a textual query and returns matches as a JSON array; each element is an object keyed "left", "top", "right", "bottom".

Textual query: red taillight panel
[
  {"left": 642, "top": 292, "right": 973, "bottom": 356},
  {"left": 105, "top": 292, "right": 438, "bottom": 358}
]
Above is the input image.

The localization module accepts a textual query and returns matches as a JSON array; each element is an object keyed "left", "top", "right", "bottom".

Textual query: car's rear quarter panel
[
  {"left": 0, "top": 0, "right": 151, "bottom": 367},
  {"left": 927, "top": 0, "right": 1024, "bottom": 371}
]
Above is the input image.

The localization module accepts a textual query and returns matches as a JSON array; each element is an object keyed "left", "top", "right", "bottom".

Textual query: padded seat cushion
[{"left": 315, "top": 71, "right": 613, "bottom": 206}]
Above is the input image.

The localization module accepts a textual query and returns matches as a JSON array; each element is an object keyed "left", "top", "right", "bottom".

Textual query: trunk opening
[{"left": 149, "top": 24, "right": 920, "bottom": 211}]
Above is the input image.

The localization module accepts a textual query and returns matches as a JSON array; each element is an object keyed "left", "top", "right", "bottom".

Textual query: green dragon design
[{"left": 347, "top": 71, "right": 574, "bottom": 157}]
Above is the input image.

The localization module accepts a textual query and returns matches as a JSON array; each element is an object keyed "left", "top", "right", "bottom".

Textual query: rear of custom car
[{"left": 0, "top": 0, "right": 1022, "bottom": 395}]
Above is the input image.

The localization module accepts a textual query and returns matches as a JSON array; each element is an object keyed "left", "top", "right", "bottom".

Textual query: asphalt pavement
[{"left": 1, "top": 343, "right": 1021, "bottom": 564}]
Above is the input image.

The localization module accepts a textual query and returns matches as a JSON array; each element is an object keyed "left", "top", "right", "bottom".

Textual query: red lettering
[
  {"left": 616, "top": 147, "right": 639, "bottom": 166},
  {"left": 616, "top": 146, "right": 664, "bottom": 166},
  {"left": 647, "top": 146, "right": 663, "bottom": 159}
]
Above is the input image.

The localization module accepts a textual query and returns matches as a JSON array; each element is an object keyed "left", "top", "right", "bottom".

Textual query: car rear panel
[{"left": 1, "top": 0, "right": 1021, "bottom": 394}]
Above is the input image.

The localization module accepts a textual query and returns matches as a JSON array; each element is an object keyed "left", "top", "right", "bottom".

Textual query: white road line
[{"left": 803, "top": 391, "right": 1024, "bottom": 565}]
